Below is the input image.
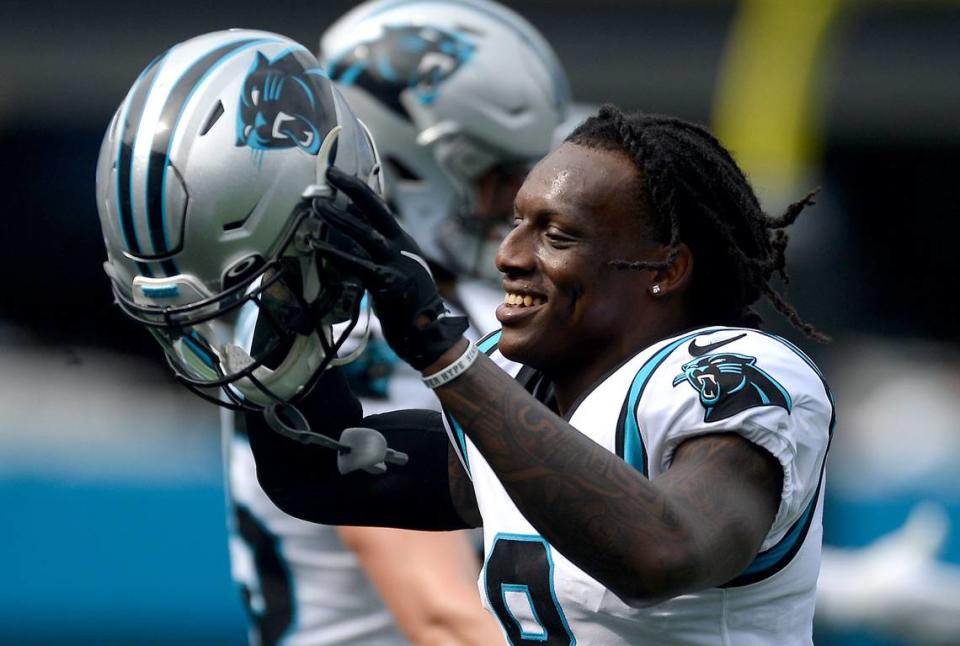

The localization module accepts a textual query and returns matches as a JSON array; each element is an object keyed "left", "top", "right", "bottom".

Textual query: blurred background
[{"left": 1, "top": 0, "right": 958, "bottom": 644}]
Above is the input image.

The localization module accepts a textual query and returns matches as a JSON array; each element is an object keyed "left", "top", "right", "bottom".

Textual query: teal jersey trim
[
  {"left": 724, "top": 480, "right": 821, "bottom": 586},
  {"left": 477, "top": 329, "right": 502, "bottom": 355},
  {"left": 483, "top": 533, "right": 576, "bottom": 645},
  {"left": 445, "top": 412, "right": 471, "bottom": 475},
  {"left": 618, "top": 328, "right": 723, "bottom": 474},
  {"left": 445, "top": 330, "right": 502, "bottom": 474}
]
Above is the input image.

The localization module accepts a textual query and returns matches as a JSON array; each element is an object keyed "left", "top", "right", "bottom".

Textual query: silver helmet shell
[
  {"left": 95, "top": 29, "right": 381, "bottom": 406},
  {"left": 319, "top": 0, "right": 570, "bottom": 279}
]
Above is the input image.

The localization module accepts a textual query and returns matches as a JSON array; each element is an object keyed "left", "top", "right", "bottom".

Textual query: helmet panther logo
[
  {"left": 236, "top": 50, "right": 337, "bottom": 154},
  {"left": 672, "top": 352, "right": 793, "bottom": 423},
  {"left": 328, "top": 25, "right": 475, "bottom": 118}
]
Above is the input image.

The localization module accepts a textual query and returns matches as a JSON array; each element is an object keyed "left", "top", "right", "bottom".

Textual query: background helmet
[
  {"left": 319, "top": 0, "right": 571, "bottom": 281},
  {"left": 95, "top": 29, "right": 382, "bottom": 407}
]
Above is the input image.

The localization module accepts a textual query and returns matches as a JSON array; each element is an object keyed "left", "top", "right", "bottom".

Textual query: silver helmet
[
  {"left": 319, "top": 0, "right": 571, "bottom": 281},
  {"left": 95, "top": 29, "right": 382, "bottom": 408}
]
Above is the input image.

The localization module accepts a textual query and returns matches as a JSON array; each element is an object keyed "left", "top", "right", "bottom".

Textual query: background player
[{"left": 222, "top": 1, "right": 571, "bottom": 643}]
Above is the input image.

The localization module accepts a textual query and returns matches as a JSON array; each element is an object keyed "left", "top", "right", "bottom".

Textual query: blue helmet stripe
[
  {"left": 116, "top": 53, "right": 164, "bottom": 265},
  {"left": 144, "top": 37, "right": 278, "bottom": 271}
]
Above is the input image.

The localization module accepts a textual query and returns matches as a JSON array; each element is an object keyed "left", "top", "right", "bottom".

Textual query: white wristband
[{"left": 421, "top": 343, "right": 479, "bottom": 389}]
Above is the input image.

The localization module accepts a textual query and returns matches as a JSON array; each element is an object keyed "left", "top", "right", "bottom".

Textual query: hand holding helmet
[{"left": 309, "top": 167, "right": 468, "bottom": 371}]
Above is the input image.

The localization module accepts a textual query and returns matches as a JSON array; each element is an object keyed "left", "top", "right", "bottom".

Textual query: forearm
[
  {"left": 245, "top": 370, "right": 471, "bottom": 530},
  {"left": 432, "top": 351, "right": 726, "bottom": 604}
]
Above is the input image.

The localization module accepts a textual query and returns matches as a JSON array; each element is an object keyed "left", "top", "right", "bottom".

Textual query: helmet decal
[
  {"left": 328, "top": 25, "right": 474, "bottom": 118},
  {"left": 235, "top": 49, "right": 338, "bottom": 155},
  {"left": 672, "top": 351, "right": 794, "bottom": 423}
]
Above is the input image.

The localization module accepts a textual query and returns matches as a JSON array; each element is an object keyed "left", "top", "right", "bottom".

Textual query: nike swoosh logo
[{"left": 688, "top": 333, "right": 747, "bottom": 357}]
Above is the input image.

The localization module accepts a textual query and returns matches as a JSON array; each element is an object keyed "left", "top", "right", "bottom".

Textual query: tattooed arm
[{"left": 431, "top": 341, "right": 783, "bottom": 607}]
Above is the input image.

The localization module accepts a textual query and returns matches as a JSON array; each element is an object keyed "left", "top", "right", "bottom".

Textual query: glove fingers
[
  {"left": 310, "top": 239, "right": 385, "bottom": 284},
  {"left": 326, "top": 167, "right": 401, "bottom": 236},
  {"left": 315, "top": 202, "right": 392, "bottom": 260}
]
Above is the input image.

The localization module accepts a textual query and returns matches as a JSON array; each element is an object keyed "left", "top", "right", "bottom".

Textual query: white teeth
[{"left": 523, "top": 295, "right": 533, "bottom": 306}]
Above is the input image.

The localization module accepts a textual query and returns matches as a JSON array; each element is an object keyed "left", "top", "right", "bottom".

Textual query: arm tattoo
[
  {"left": 448, "top": 443, "right": 482, "bottom": 527},
  {"left": 433, "top": 354, "right": 781, "bottom": 602}
]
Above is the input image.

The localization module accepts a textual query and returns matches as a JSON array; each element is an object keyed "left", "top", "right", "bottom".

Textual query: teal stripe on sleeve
[{"left": 621, "top": 329, "right": 720, "bottom": 473}]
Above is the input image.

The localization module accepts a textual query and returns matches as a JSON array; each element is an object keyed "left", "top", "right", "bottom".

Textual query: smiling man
[{"left": 247, "top": 106, "right": 833, "bottom": 645}]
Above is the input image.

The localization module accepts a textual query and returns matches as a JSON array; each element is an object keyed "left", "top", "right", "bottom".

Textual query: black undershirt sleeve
[{"left": 244, "top": 367, "right": 471, "bottom": 531}]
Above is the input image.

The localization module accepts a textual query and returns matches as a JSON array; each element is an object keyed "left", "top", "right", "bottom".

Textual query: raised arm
[{"left": 430, "top": 340, "right": 782, "bottom": 606}]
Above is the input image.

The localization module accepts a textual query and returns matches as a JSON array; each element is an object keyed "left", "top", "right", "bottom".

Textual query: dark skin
[{"left": 426, "top": 143, "right": 783, "bottom": 606}]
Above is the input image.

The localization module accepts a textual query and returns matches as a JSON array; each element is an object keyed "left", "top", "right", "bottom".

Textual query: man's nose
[{"left": 495, "top": 225, "right": 533, "bottom": 275}]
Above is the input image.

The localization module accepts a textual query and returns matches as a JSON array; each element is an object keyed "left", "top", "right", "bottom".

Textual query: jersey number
[{"left": 484, "top": 534, "right": 576, "bottom": 645}]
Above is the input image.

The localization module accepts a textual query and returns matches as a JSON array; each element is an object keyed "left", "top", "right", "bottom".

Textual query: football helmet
[
  {"left": 95, "top": 29, "right": 382, "bottom": 409},
  {"left": 319, "top": 0, "right": 571, "bottom": 281}
]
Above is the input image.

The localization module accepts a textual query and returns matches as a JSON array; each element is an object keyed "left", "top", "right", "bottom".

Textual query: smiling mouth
[{"left": 504, "top": 292, "right": 544, "bottom": 307}]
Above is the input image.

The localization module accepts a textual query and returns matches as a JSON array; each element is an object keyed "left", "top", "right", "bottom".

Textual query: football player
[{"left": 242, "top": 106, "right": 833, "bottom": 645}]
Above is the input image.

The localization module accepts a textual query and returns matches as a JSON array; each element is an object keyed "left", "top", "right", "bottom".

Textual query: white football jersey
[{"left": 442, "top": 326, "right": 834, "bottom": 645}]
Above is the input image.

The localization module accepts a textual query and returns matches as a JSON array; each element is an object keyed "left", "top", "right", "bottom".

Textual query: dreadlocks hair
[{"left": 566, "top": 104, "right": 828, "bottom": 343}]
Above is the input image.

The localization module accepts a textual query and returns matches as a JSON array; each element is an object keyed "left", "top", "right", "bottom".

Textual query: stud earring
[{"left": 650, "top": 284, "right": 662, "bottom": 295}]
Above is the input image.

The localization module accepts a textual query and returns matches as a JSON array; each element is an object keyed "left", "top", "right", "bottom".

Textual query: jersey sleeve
[{"left": 642, "top": 330, "right": 833, "bottom": 549}]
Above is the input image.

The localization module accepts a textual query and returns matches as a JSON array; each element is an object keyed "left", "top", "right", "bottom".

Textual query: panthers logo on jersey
[
  {"left": 328, "top": 25, "right": 474, "bottom": 117},
  {"left": 236, "top": 50, "right": 336, "bottom": 154},
  {"left": 673, "top": 351, "right": 793, "bottom": 423}
]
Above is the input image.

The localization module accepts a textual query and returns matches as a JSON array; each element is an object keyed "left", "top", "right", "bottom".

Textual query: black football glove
[{"left": 309, "top": 167, "right": 468, "bottom": 371}]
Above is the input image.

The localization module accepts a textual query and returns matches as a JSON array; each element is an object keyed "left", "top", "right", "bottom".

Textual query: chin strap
[{"left": 263, "top": 402, "right": 409, "bottom": 475}]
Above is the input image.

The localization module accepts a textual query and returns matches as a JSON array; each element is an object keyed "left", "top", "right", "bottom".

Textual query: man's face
[{"left": 495, "top": 143, "right": 659, "bottom": 373}]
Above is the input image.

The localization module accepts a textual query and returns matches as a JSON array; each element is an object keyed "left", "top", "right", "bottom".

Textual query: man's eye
[{"left": 546, "top": 228, "right": 573, "bottom": 244}]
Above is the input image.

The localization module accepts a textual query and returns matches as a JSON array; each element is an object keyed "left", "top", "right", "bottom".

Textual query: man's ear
[{"left": 651, "top": 242, "right": 693, "bottom": 296}]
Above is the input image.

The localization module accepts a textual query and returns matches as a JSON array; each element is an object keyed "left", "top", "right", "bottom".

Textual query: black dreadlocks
[{"left": 566, "top": 104, "right": 827, "bottom": 342}]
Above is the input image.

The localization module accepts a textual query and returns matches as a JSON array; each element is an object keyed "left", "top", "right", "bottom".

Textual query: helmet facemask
[{"left": 112, "top": 198, "right": 369, "bottom": 411}]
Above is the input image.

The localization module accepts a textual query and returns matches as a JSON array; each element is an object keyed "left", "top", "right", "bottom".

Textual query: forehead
[{"left": 516, "top": 143, "right": 643, "bottom": 228}]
